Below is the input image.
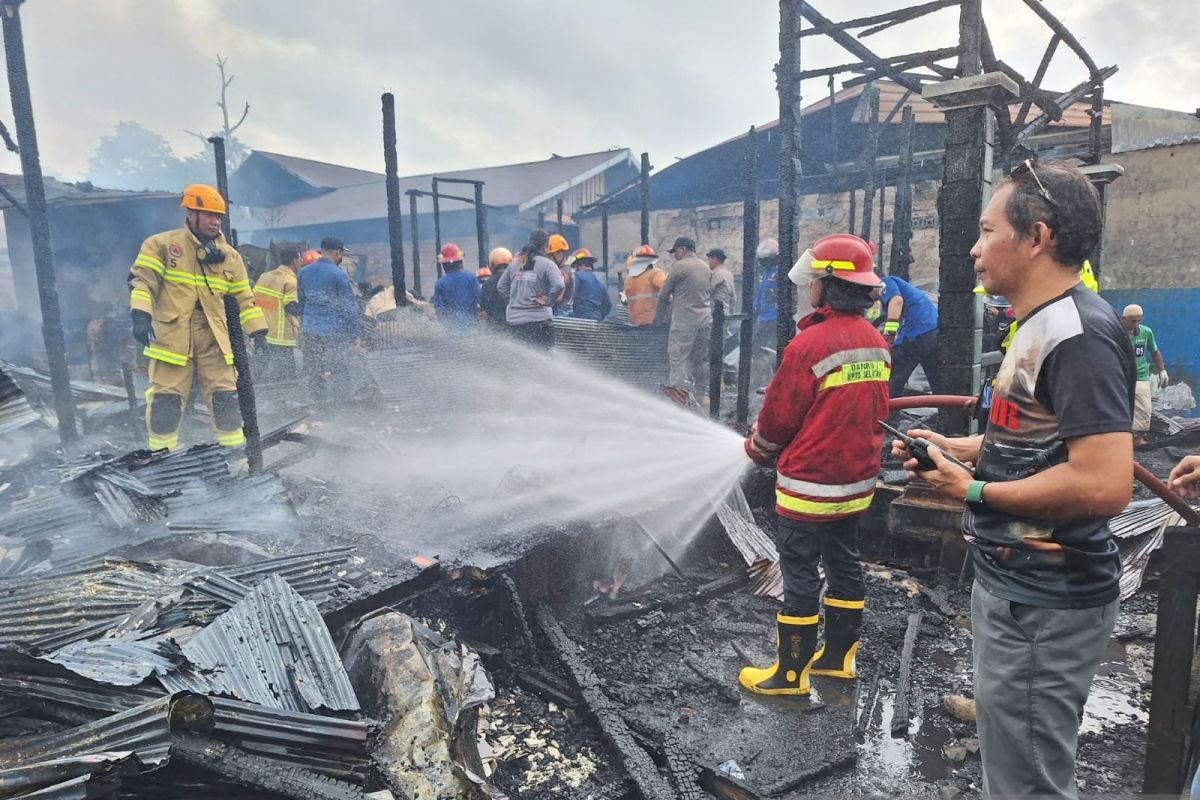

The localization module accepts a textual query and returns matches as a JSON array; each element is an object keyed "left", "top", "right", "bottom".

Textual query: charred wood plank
[
  {"left": 1015, "top": 34, "right": 1061, "bottom": 129},
  {"left": 796, "top": 3, "right": 924, "bottom": 94},
  {"left": 890, "top": 611, "right": 923, "bottom": 738},
  {"left": 1019, "top": 0, "right": 1101, "bottom": 76},
  {"left": 662, "top": 732, "right": 704, "bottom": 800},
  {"left": 760, "top": 752, "right": 857, "bottom": 796},
  {"left": 1014, "top": 66, "right": 1118, "bottom": 149},
  {"left": 698, "top": 765, "right": 763, "bottom": 800},
  {"left": 572, "top": 780, "right": 636, "bottom": 800},
  {"left": 172, "top": 732, "right": 366, "bottom": 800},
  {"left": 535, "top": 605, "right": 679, "bottom": 800},
  {"left": 798, "top": 46, "right": 958, "bottom": 80},
  {"left": 585, "top": 573, "right": 745, "bottom": 625},
  {"left": 799, "top": 0, "right": 959, "bottom": 38},
  {"left": 512, "top": 669, "right": 579, "bottom": 709},
  {"left": 500, "top": 572, "right": 542, "bottom": 665},
  {"left": 684, "top": 658, "right": 742, "bottom": 705}
]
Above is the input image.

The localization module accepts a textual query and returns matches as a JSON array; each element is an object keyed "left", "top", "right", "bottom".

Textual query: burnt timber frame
[{"left": 1144, "top": 528, "right": 1200, "bottom": 794}]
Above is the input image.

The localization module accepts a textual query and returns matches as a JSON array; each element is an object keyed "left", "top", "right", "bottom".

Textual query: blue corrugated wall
[{"left": 1103, "top": 288, "right": 1197, "bottom": 415}]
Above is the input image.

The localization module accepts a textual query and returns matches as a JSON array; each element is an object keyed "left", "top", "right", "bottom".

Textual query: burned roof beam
[
  {"left": 799, "top": 0, "right": 960, "bottom": 38},
  {"left": 1014, "top": 65, "right": 1118, "bottom": 150},
  {"left": 171, "top": 733, "right": 367, "bottom": 800},
  {"left": 430, "top": 176, "right": 484, "bottom": 187},
  {"left": 0, "top": 183, "right": 27, "bottom": 217},
  {"left": 1020, "top": 0, "right": 1101, "bottom": 77},
  {"left": 798, "top": 45, "right": 958, "bottom": 80},
  {"left": 403, "top": 187, "right": 499, "bottom": 210},
  {"left": 1015, "top": 34, "right": 1061, "bottom": 129},
  {"left": 797, "top": 3, "right": 926, "bottom": 94},
  {"left": 981, "top": 22, "right": 1061, "bottom": 122}
]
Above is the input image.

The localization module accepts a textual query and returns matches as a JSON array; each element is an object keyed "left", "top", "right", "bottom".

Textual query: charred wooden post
[
  {"left": 737, "top": 126, "right": 759, "bottom": 426},
  {"left": 776, "top": 0, "right": 803, "bottom": 366},
  {"left": 1081, "top": 162, "right": 1123, "bottom": 284},
  {"left": 121, "top": 360, "right": 140, "bottom": 438},
  {"left": 474, "top": 181, "right": 489, "bottom": 271},
  {"left": 406, "top": 190, "right": 423, "bottom": 298},
  {"left": 381, "top": 94, "right": 407, "bottom": 306},
  {"left": 431, "top": 178, "right": 443, "bottom": 278},
  {"left": 537, "top": 210, "right": 545, "bottom": 229},
  {"left": 556, "top": 197, "right": 564, "bottom": 235},
  {"left": 223, "top": 294, "right": 262, "bottom": 473},
  {"left": 877, "top": 182, "right": 886, "bottom": 269},
  {"left": 889, "top": 106, "right": 916, "bottom": 280},
  {"left": 848, "top": 188, "right": 857, "bottom": 236},
  {"left": 639, "top": 152, "right": 651, "bottom": 245},
  {"left": 209, "top": 140, "right": 262, "bottom": 471},
  {"left": 1, "top": 2, "right": 76, "bottom": 442},
  {"left": 208, "top": 137, "right": 233, "bottom": 241},
  {"left": 709, "top": 301, "right": 724, "bottom": 419},
  {"left": 1144, "top": 528, "right": 1200, "bottom": 794},
  {"left": 924, "top": 0, "right": 1014, "bottom": 434},
  {"left": 601, "top": 204, "right": 610, "bottom": 280},
  {"left": 860, "top": 85, "right": 881, "bottom": 243}
]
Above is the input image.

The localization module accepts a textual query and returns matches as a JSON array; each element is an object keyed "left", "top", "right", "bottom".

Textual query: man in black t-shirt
[{"left": 892, "top": 161, "right": 1134, "bottom": 799}]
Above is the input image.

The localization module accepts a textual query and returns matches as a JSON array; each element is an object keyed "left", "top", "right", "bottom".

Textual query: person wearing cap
[
  {"left": 498, "top": 228, "right": 565, "bottom": 349},
  {"left": 546, "top": 233, "right": 575, "bottom": 317},
  {"left": 568, "top": 249, "right": 612, "bottom": 321},
  {"left": 1121, "top": 303, "right": 1167, "bottom": 445},
  {"left": 128, "top": 183, "right": 267, "bottom": 451},
  {"left": 740, "top": 233, "right": 888, "bottom": 697},
  {"left": 432, "top": 243, "right": 481, "bottom": 330},
  {"left": 655, "top": 236, "right": 712, "bottom": 391},
  {"left": 879, "top": 273, "right": 940, "bottom": 397},
  {"left": 708, "top": 248, "right": 736, "bottom": 314},
  {"left": 752, "top": 239, "right": 780, "bottom": 346},
  {"left": 623, "top": 245, "right": 666, "bottom": 326},
  {"left": 480, "top": 247, "right": 514, "bottom": 328},
  {"left": 297, "top": 236, "right": 363, "bottom": 408}
]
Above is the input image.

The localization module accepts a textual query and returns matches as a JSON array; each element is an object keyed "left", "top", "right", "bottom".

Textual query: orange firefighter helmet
[
  {"left": 547, "top": 234, "right": 570, "bottom": 255},
  {"left": 180, "top": 184, "right": 227, "bottom": 215},
  {"left": 301, "top": 249, "right": 321, "bottom": 266},
  {"left": 438, "top": 243, "right": 466, "bottom": 264}
]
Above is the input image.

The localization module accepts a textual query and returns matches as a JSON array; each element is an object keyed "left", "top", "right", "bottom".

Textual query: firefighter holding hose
[
  {"left": 128, "top": 184, "right": 266, "bottom": 450},
  {"left": 740, "top": 233, "right": 889, "bottom": 696}
]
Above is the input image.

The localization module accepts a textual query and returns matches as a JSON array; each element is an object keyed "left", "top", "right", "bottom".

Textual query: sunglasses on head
[{"left": 1014, "top": 158, "right": 1056, "bottom": 208}]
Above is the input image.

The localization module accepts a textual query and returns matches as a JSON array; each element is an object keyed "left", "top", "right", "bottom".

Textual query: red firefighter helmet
[
  {"left": 633, "top": 244, "right": 657, "bottom": 259},
  {"left": 807, "top": 234, "right": 881, "bottom": 288},
  {"left": 438, "top": 243, "right": 465, "bottom": 264},
  {"left": 301, "top": 249, "right": 321, "bottom": 266},
  {"left": 570, "top": 248, "right": 596, "bottom": 265}
]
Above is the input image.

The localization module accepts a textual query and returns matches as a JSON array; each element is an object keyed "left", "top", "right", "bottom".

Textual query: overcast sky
[{"left": 0, "top": 0, "right": 1197, "bottom": 183}]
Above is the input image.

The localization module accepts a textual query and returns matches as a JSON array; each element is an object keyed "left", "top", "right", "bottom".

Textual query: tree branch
[{"left": 230, "top": 102, "right": 250, "bottom": 134}]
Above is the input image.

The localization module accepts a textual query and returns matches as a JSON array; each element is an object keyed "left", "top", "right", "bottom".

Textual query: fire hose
[{"left": 888, "top": 394, "right": 1200, "bottom": 526}]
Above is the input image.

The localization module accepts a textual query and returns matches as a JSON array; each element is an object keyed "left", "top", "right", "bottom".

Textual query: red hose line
[{"left": 888, "top": 394, "right": 1200, "bottom": 525}]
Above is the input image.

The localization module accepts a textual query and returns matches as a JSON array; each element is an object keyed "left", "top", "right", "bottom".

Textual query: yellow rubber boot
[
  {"left": 738, "top": 612, "right": 819, "bottom": 696},
  {"left": 810, "top": 597, "right": 863, "bottom": 679}
]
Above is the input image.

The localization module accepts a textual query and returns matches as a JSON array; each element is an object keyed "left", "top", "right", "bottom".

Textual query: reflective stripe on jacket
[
  {"left": 751, "top": 308, "right": 890, "bottom": 522},
  {"left": 253, "top": 266, "right": 300, "bottom": 346},
  {"left": 128, "top": 227, "right": 266, "bottom": 366}
]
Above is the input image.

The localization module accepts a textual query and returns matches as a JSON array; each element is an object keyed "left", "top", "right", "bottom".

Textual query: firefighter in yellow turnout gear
[
  {"left": 128, "top": 184, "right": 267, "bottom": 450},
  {"left": 252, "top": 245, "right": 302, "bottom": 380}
]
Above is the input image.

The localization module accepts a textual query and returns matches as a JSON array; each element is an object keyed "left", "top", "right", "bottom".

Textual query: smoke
[{"left": 290, "top": 331, "right": 748, "bottom": 569}]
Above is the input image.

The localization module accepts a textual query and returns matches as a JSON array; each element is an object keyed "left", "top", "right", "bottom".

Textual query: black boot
[
  {"left": 738, "top": 612, "right": 819, "bottom": 696},
  {"left": 810, "top": 597, "right": 863, "bottom": 678}
]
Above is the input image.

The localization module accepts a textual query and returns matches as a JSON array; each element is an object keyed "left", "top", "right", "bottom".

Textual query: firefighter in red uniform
[{"left": 740, "top": 234, "right": 889, "bottom": 696}]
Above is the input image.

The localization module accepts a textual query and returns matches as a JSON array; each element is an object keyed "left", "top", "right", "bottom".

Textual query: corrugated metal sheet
[
  {"left": 0, "top": 538, "right": 52, "bottom": 579},
  {"left": 179, "top": 574, "right": 360, "bottom": 714},
  {"left": 120, "top": 445, "right": 231, "bottom": 494},
  {"left": 0, "top": 366, "right": 40, "bottom": 438},
  {"left": 42, "top": 638, "right": 188, "bottom": 687},
  {"left": 165, "top": 474, "right": 298, "bottom": 537},
  {"left": 0, "top": 693, "right": 213, "bottom": 798}
]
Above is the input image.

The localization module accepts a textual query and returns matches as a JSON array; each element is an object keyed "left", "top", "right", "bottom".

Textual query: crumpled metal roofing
[
  {"left": 177, "top": 574, "right": 360, "bottom": 714},
  {"left": 118, "top": 445, "right": 230, "bottom": 494},
  {"left": 165, "top": 473, "right": 298, "bottom": 537},
  {"left": 0, "top": 548, "right": 355, "bottom": 647},
  {"left": 0, "top": 365, "right": 40, "bottom": 437},
  {"left": 0, "top": 692, "right": 214, "bottom": 799}
]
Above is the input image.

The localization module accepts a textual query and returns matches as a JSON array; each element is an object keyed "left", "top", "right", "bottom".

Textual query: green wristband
[{"left": 965, "top": 480, "right": 988, "bottom": 504}]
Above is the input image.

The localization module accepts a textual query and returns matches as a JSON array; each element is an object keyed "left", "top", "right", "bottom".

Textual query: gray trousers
[
  {"left": 667, "top": 322, "right": 710, "bottom": 390},
  {"left": 972, "top": 580, "right": 1118, "bottom": 799}
]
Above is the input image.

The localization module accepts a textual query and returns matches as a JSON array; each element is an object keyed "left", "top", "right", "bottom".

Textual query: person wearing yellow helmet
[
  {"left": 546, "top": 233, "right": 575, "bottom": 317},
  {"left": 128, "top": 183, "right": 267, "bottom": 451}
]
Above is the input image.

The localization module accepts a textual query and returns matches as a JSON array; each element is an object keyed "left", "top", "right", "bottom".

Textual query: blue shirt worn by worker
[
  {"left": 297, "top": 259, "right": 362, "bottom": 339},
  {"left": 880, "top": 275, "right": 938, "bottom": 346},
  {"left": 753, "top": 265, "right": 778, "bottom": 326},
  {"left": 571, "top": 270, "right": 612, "bottom": 321},
  {"left": 432, "top": 269, "right": 481, "bottom": 329}
]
